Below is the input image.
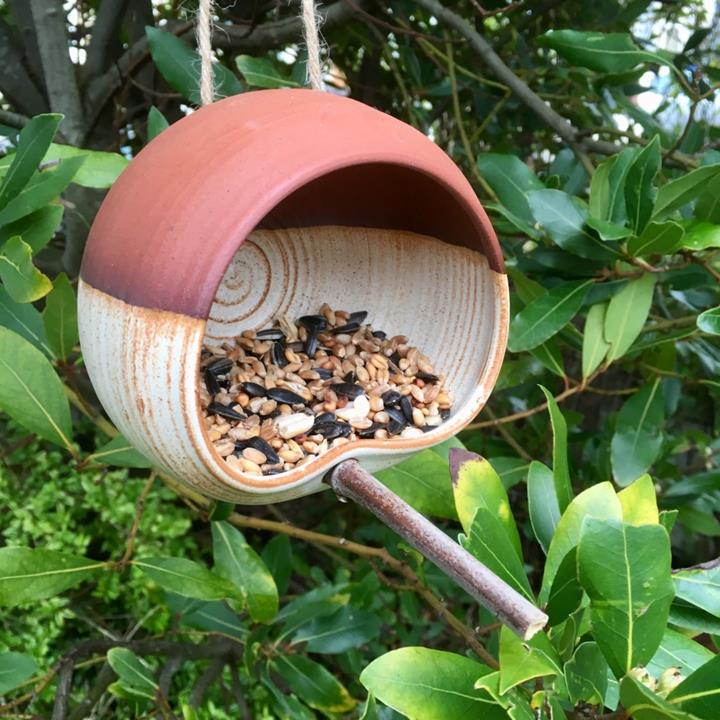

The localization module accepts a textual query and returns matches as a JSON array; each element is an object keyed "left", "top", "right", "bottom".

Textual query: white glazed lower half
[{"left": 78, "top": 226, "right": 508, "bottom": 504}]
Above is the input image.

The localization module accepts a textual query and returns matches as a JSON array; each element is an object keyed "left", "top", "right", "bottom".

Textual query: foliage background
[{"left": 0, "top": 0, "right": 719, "bottom": 718}]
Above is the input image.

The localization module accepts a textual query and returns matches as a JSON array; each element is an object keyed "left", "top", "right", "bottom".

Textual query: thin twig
[{"left": 118, "top": 473, "right": 157, "bottom": 569}]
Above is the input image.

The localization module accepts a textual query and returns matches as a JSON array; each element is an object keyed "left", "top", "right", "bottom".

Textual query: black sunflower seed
[
  {"left": 381, "top": 390, "right": 402, "bottom": 407},
  {"left": 299, "top": 315, "right": 327, "bottom": 332},
  {"left": 313, "top": 421, "right": 352, "bottom": 440},
  {"left": 256, "top": 328, "right": 285, "bottom": 341},
  {"left": 389, "top": 351, "right": 401, "bottom": 366},
  {"left": 331, "top": 383, "right": 364, "bottom": 399},
  {"left": 416, "top": 371, "right": 439, "bottom": 382},
  {"left": 440, "top": 408, "right": 451, "bottom": 420},
  {"left": 208, "top": 402, "right": 246, "bottom": 422},
  {"left": 234, "top": 437, "right": 280, "bottom": 464},
  {"left": 356, "top": 423, "right": 381, "bottom": 438},
  {"left": 343, "top": 370, "right": 356, "bottom": 383},
  {"left": 305, "top": 330, "right": 319, "bottom": 358},
  {"left": 267, "top": 387, "right": 306, "bottom": 405},
  {"left": 385, "top": 407, "right": 407, "bottom": 435},
  {"left": 313, "top": 411, "right": 336, "bottom": 426},
  {"left": 207, "top": 357, "right": 233, "bottom": 375},
  {"left": 371, "top": 330, "right": 387, "bottom": 340},
  {"left": 348, "top": 310, "right": 368, "bottom": 324},
  {"left": 271, "top": 341, "right": 288, "bottom": 368},
  {"left": 400, "top": 395, "right": 414, "bottom": 423},
  {"left": 242, "top": 382, "right": 266, "bottom": 397},
  {"left": 331, "top": 322, "right": 360, "bottom": 335},
  {"left": 316, "top": 368, "right": 333, "bottom": 379},
  {"left": 204, "top": 368, "right": 220, "bottom": 395}
]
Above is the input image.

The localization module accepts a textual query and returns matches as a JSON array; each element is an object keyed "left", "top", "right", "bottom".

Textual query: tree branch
[
  {"left": 0, "top": 17, "right": 48, "bottom": 116},
  {"left": 0, "top": 108, "right": 31, "bottom": 128},
  {"left": 6, "top": 0, "right": 46, "bottom": 91},
  {"left": 83, "top": 0, "right": 131, "bottom": 81},
  {"left": 29, "top": 0, "right": 85, "bottom": 144}
]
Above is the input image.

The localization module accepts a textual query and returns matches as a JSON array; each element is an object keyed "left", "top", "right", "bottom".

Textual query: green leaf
[
  {"left": 261, "top": 664, "right": 315, "bottom": 720},
  {"left": 611, "top": 381, "right": 665, "bottom": 487},
  {"left": 235, "top": 55, "right": 300, "bottom": 88},
  {"left": 540, "top": 30, "right": 663, "bottom": 73},
  {"left": 527, "top": 461, "right": 561, "bottom": 554},
  {"left": 0, "top": 547, "right": 105, "bottom": 606},
  {"left": 0, "top": 155, "right": 84, "bottom": 227},
  {"left": 673, "top": 561, "right": 720, "bottom": 619},
  {"left": 647, "top": 629, "right": 714, "bottom": 678},
  {"left": 697, "top": 306, "right": 720, "bottom": 334},
  {"left": 360, "top": 647, "right": 504, "bottom": 720},
  {"left": 449, "top": 448, "right": 522, "bottom": 556},
  {"left": 539, "top": 386, "right": 573, "bottom": 511},
  {"left": 564, "top": 642, "right": 609, "bottom": 705},
  {"left": 604, "top": 272, "right": 655, "bottom": 364},
  {"left": 291, "top": 605, "right": 382, "bottom": 654},
  {"left": 0, "top": 204, "right": 64, "bottom": 254},
  {"left": 42, "top": 144, "right": 127, "bottom": 189},
  {"left": 498, "top": 626, "right": 562, "bottom": 693},
  {"left": 528, "top": 189, "right": 618, "bottom": 260},
  {"left": 477, "top": 153, "right": 544, "bottom": 224},
  {"left": 589, "top": 156, "right": 614, "bottom": 220},
  {"left": 530, "top": 338, "right": 565, "bottom": 378},
  {"left": 539, "top": 482, "right": 622, "bottom": 603},
  {"left": 628, "top": 220, "right": 684, "bottom": 257},
  {"left": 107, "top": 648, "right": 158, "bottom": 700},
  {"left": 0, "top": 327, "right": 73, "bottom": 448},
  {"left": 211, "top": 522, "right": 278, "bottom": 623},
  {"left": 618, "top": 474, "right": 659, "bottom": 525},
  {"left": 577, "top": 519, "right": 674, "bottom": 676},
  {"left": 586, "top": 216, "right": 633, "bottom": 241},
  {"left": 625, "top": 136, "right": 661, "bottom": 234},
  {"left": 88, "top": 434, "right": 153, "bottom": 468},
  {"left": 679, "top": 221, "right": 720, "bottom": 251},
  {"left": 0, "top": 652, "right": 38, "bottom": 694},
  {"left": 41, "top": 273, "right": 78, "bottom": 360},
  {"left": 146, "top": 27, "right": 243, "bottom": 103},
  {"left": 261, "top": 534, "right": 292, "bottom": 596},
  {"left": 273, "top": 654, "right": 355, "bottom": 713},
  {"left": 461, "top": 507, "right": 534, "bottom": 601},
  {"left": 621, "top": 676, "right": 696, "bottom": 720},
  {"left": 0, "top": 285, "right": 52, "bottom": 357},
  {"left": 545, "top": 548, "right": 583, "bottom": 625},
  {"left": 653, "top": 164, "right": 720, "bottom": 219},
  {"left": 0, "top": 114, "right": 62, "bottom": 209},
  {"left": 583, "top": 302, "right": 611, "bottom": 378},
  {"left": 147, "top": 106, "right": 169, "bottom": 141},
  {"left": 0, "top": 236, "right": 52, "bottom": 303},
  {"left": 474, "top": 672, "right": 535, "bottom": 719},
  {"left": 508, "top": 280, "right": 593, "bottom": 353},
  {"left": 134, "top": 557, "right": 244, "bottom": 603},
  {"left": 667, "top": 654, "right": 720, "bottom": 719}
]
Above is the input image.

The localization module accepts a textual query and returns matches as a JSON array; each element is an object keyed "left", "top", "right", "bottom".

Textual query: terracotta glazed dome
[{"left": 78, "top": 88, "right": 508, "bottom": 503}]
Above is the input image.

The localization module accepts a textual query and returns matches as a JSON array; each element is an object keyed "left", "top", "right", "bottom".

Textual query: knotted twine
[{"left": 195, "top": 0, "right": 324, "bottom": 106}]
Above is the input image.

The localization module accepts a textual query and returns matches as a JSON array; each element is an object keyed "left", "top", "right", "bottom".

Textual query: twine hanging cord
[{"left": 301, "top": 0, "right": 323, "bottom": 90}]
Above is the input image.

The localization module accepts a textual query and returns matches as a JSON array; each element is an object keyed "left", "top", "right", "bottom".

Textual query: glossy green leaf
[
  {"left": 540, "top": 30, "right": 662, "bottom": 73},
  {"left": 530, "top": 338, "right": 565, "bottom": 377},
  {"left": 146, "top": 27, "right": 243, "bottom": 103},
  {"left": 679, "top": 221, "right": 720, "bottom": 251},
  {"left": 673, "top": 561, "right": 720, "bottom": 619},
  {"left": 43, "top": 144, "right": 127, "bottom": 189},
  {"left": 620, "top": 676, "right": 695, "bottom": 720},
  {"left": 0, "top": 547, "right": 105, "bottom": 605},
  {"left": 0, "top": 156, "right": 84, "bottom": 227},
  {"left": 0, "top": 204, "right": 63, "bottom": 254},
  {"left": 261, "top": 534, "right": 292, "bottom": 596},
  {"left": 564, "top": 642, "right": 609, "bottom": 705},
  {"left": 236, "top": 55, "right": 300, "bottom": 88},
  {"left": 0, "top": 284, "right": 52, "bottom": 357},
  {"left": 473, "top": 672, "right": 535, "bottom": 719},
  {"left": 0, "top": 327, "right": 73, "bottom": 448},
  {"left": 545, "top": 548, "right": 583, "bottom": 625},
  {"left": 477, "top": 153, "right": 544, "bottom": 224},
  {"left": 539, "top": 386, "right": 573, "bottom": 511},
  {"left": 107, "top": 648, "right": 158, "bottom": 700},
  {"left": 586, "top": 216, "right": 633, "bottom": 241},
  {"left": 461, "top": 507, "right": 534, "bottom": 601},
  {"left": 578, "top": 519, "right": 674, "bottom": 676},
  {"left": 583, "top": 302, "right": 611, "bottom": 378},
  {"left": 273, "top": 654, "right": 355, "bottom": 713},
  {"left": 667, "top": 654, "right": 720, "bottom": 719},
  {"left": 147, "top": 106, "right": 169, "bottom": 141},
  {"left": 168, "top": 595, "right": 246, "bottom": 638},
  {"left": 134, "top": 557, "right": 244, "bottom": 603},
  {"left": 291, "top": 605, "right": 382, "bottom": 654},
  {"left": 528, "top": 189, "right": 617, "bottom": 260},
  {"left": 653, "top": 164, "right": 720, "bottom": 219},
  {"left": 0, "top": 236, "right": 52, "bottom": 303},
  {"left": 498, "top": 626, "right": 562, "bottom": 693},
  {"left": 0, "top": 114, "right": 62, "bottom": 209},
  {"left": 527, "top": 461, "right": 560, "bottom": 554},
  {"left": 539, "top": 482, "right": 622, "bottom": 603},
  {"left": 628, "top": 220, "right": 684, "bottom": 257},
  {"left": 508, "top": 280, "right": 593, "bottom": 353},
  {"left": 697, "top": 306, "right": 720, "bottom": 334},
  {"left": 604, "top": 272, "right": 655, "bottom": 364},
  {"left": 668, "top": 601, "right": 720, "bottom": 635},
  {"left": 449, "top": 448, "right": 521, "bottom": 556},
  {"left": 0, "top": 652, "right": 38, "bottom": 694},
  {"left": 618, "top": 474, "right": 659, "bottom": 524},
  {"left": 42, "top": 273, "right": 78, "bottom": 360},
  {"left": 211, "top": 522, "right": 278, "bottom": 622},
  {"left": 625, "top": 136, "right": 661, "bottom": 234},
  {"left": 611, "top": 381, "right": 665, "bottom": 487},
  {"left": 647, "top": 628, "right": 714, "bottom": 678},
  {"left": 261, "top": 664, "right": 315, "bottom": 720},
  {"left": 361, "top": 647, "right": 503, "bottom": 720},
  {"left": 88, "top": 434, "right": 153, "bottom": 468}
]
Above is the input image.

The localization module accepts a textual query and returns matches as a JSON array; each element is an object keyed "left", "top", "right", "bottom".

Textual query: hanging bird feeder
[{"left": 78, "top": 89, "right": 544, "bottom": 638}]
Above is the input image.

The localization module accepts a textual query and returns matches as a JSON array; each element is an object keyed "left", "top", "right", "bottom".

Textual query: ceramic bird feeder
[{"left": 78, "top": 90, "right": 542, "bottom": 637}]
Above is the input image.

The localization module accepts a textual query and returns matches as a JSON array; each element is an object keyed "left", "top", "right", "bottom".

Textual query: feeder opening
[{"left": 197, "top": 163, "right": 507, "bottom": 479}]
